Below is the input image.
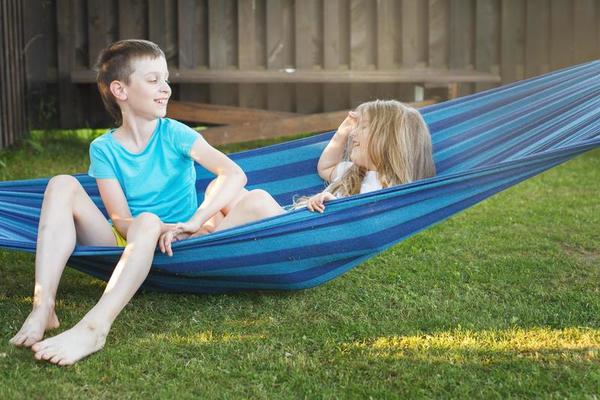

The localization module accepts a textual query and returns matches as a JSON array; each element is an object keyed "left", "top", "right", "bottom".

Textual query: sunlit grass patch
[{"left": 344, "top": 328, "right": 600, "bottom": 364}]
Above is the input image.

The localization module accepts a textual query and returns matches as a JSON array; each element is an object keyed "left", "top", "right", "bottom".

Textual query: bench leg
[{"left": 448, "top": 83, "right": 459, "bottom": 99}]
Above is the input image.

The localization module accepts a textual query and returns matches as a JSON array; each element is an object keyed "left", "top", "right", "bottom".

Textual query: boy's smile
[{"left": 122, "top": 56, "right": 171, "bottom": 119}]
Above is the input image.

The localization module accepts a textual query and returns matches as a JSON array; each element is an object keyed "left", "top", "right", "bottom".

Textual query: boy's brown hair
[{"left": 95, "top": 39, "right": 165, "bottom": 125}]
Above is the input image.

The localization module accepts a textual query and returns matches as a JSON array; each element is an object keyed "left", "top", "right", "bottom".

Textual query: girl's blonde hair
[{"left": 326, "top": 99, "right": 436, "bottom": 197}]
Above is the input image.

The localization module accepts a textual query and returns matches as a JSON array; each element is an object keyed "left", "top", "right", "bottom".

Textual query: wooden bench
[
  {"left": 165, "top": 99, "right": 435, "bottom": 146},
  {"left": 70, "top": 68, "right": 499, "bottom": 145},
  {"left": 71, "top": 67, "right": 500, "bottom": 100}
]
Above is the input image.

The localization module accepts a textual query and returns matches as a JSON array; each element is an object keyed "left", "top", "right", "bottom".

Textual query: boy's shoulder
[
  {"left": 90, "top": 129, "right": 114, "bottom": 149},
  {"left": 160, "top": 117, "right": 196, "bottom": 133}
]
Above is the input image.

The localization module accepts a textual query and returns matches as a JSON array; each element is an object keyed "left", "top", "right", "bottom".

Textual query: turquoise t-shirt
[{"left": 88, "top": 118, "right": 200, "bottom": 223}]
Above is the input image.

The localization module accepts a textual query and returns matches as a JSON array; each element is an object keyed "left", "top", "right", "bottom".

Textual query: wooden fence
[
  {"left": 20, "top": 0, "right": 600, "bottom": 129},
  {"left": 0, "top": 0, "right": 28, "bottom": 149}
]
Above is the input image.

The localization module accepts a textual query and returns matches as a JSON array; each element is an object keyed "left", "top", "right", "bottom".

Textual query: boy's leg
[
  {"left": 10, "top": 175, "right": 116, "bottom": 348},
  {"left": 194, "top": 178, "right": 247, "bottom": 234},
  {"left": 214, "top": 189, "right": 285, "bottom": 232},
  {"left": 31, "top": 212, "right": 162, "bottom": 366}
]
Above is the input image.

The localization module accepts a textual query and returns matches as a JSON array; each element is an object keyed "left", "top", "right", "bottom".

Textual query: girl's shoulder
[{"left": 332, "top": 161, "right": 354, "bottom": 182}]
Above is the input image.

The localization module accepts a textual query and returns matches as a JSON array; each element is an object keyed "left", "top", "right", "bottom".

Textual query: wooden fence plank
[
  {"left": 1, "top": 0, "right": 11, "bottom": 147},
  {"left": 376, "top": 0, "right": 399, "bottom": 100},
  {"left": 525, "top": 0, "right": 550, "bottom": 77},
  {"left": 15, "top": 0, "right": 27, "bottom": 143},
  {"left": 208, "top": 0, "right": 238, "bottom": 106},
  {"left": 88, "top": 0, "right": 116, "bottom": 67},
  {"left": 118, "top": 0, "right": 147, "bottom": 39},
  {"left": 549, "top": 0, "right": 573, "bottom": 70},
  {"left": 402, "top": 0, "right": 427, "bottom": 67},
  {"left": 295, "top": 0, "right": 323, "bottom": 113},
  {"left": 88, "top": 0, "right": 117, "bottom": 126},
  {"left": 350, "top": 0, "right": 376, "bottom": 107},
  {"left": 22, "top": 0, "right": 53, "bottom": 127},
  {"left": 149, "top": 0, "right": 178, "bottom": 63},
  {"left": 428, "top": 0, "right": 449, "bottom": 68},
  {"left": 178, "top": 0, "right": 209, "bottom": 103},
  {"left": 266, "top": 0, "right": 294, "bottom": 112},
  {"left": 598, "top": 0, "right": 600, "bottom": 56},
  {"left": 56, "top": 0, "right": 83, "bottom": 128},
  {"left": 500, "top": 0, "right": 525, "bottom": 84},
  {"left": 573, "top": 0, "right": 597, "bottom": 63},
  {"left": 475, "top": 0, "right": 500, "bottom": 92},
  {"left": 450, "top": 0, "right": 475, "bottom": 96},
  {"left": 323, "top": 0, "right": 350, "bottom": 111},
  {"left": 0, "top": 1, "right": 5, "bottom": 146},
  {"left": 401, "top": 0, "right": 428, "bottom": 100},
  {"left": 238, "top": 0, "right": 267, "bottom": 109}
]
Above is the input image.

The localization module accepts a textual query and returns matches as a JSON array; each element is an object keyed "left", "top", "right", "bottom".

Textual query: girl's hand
[
  {"left": 306, "top": 192, "right": 337, "bottom": 213},
  {"left": 336, "top": 111, "right": 358, "bottom": 138}
]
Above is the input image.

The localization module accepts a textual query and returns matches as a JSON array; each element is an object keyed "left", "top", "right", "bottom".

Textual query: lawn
[{"left": 1, "top": 131, "right": 599, "bottom": 399}]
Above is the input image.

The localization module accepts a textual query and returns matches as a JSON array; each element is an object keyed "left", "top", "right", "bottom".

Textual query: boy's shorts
[{"left": 111, "top": 225, "right": 127, "bottom": 247}]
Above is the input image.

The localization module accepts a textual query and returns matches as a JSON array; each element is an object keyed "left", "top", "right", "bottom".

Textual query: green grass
[{"left": 1, "top": 132, "right": 599, "bottom": 399}]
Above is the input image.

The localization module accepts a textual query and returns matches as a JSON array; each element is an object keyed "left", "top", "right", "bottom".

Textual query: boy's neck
[{"left": 117, "top": 116, "right": 159, "bottom": 146}]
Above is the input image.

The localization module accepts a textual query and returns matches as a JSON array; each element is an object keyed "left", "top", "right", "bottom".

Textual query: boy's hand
[
  {"left": 158, "top": 229, "right": 180, "bottom": 257},
  {"left": 174, "top": 220, "right": 203, "bottom": 235},
  {"left": 306, "top": 192, "right": 337, "bottom": 213},
  {"left": 159, "top": 222, "right": 213, "bottom": 256}
]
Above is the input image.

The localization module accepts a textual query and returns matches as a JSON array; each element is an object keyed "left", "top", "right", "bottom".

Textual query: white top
[{"left": 331, "top": 161, "right": 382, "bottom": 194}]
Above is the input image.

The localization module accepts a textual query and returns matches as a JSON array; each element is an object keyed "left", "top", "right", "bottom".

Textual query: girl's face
[
  {"left": 349, "top": 112, "right": 373, "bottom": 169},
  {"left": 121, "top": 56, "right": 171, "bottom": 120}
]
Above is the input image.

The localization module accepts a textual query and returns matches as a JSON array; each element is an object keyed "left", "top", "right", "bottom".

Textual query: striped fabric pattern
[{"left": 0, "top": 61, "right": 599, "bottom": 293}]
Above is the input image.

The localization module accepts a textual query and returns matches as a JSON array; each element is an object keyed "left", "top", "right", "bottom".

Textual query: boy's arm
[
  {"left": 184, "top": 136, "right": 247, "bottom": 231},
  {"left": 96, "top": 179, "right": 175, "bottom": 237},
  {"left": 96, "top": 179, "right": 133, "bottom": 237},
  {"left": 317, "top": 112, "right": 357, "bottom": 182}
]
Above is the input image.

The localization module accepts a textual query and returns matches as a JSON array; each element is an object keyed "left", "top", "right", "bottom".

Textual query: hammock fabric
[{"left": 0, "top": 62, "right": 599, "bottom": 293}]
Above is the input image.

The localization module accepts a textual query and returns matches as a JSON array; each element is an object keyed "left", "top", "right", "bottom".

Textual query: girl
[{"left": 305, "top": 99, "right": 436, "bottom": 212}]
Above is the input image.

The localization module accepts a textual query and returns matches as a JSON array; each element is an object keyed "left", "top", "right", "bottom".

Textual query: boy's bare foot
[
  {"left": 31, "top": 320, "right": 108, "bottom": 366},
  {"left": 10, "top": 306, "right": 60, "bottom": 347}
]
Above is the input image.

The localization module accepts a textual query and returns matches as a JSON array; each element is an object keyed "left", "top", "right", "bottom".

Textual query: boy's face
[{"left": 121, "top": 56, "right": 171, "bottom": 120}]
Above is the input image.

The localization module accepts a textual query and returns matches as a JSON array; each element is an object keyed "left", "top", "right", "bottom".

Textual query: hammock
[{"left": 1, "top": 61, "right": 599, "bottom": 293}]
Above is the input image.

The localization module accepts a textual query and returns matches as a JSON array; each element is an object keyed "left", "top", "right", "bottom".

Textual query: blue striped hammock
[{"left": 1, "top": 61, "right": 599, "bottom": 293}]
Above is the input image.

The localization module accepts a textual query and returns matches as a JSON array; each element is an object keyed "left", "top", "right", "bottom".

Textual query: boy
[{"left": 10, "top": 39, "right": 247, "bottom": 365}]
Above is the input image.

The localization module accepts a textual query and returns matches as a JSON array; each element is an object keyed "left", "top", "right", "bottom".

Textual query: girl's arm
[
  {"left": 182, "top": 136, "right": 247, "bottom": 232},
  {"left": 317, "top": 112, "right": 357, "bottom": 182}
]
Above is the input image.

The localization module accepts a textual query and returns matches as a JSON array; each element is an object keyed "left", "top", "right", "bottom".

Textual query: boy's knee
[
  {"left": 240, "top": 190, "right": 271, "bottom": 216},
  {"left": 45, "top": 175, "right": 79, "bottom": 197},
  {"left": 246, "top": 189, "right": 269, "bottom": 202},
  {"left": 132, "top": 212, "right": 162, "bottom": 236}
]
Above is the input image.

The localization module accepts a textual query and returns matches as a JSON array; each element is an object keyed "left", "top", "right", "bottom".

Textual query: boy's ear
[{"left": 109, "top": 80, "right": 127, "bottom": 101}]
